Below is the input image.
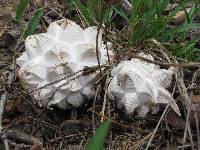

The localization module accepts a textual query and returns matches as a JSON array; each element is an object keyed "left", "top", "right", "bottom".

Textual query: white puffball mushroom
[
  {"left": 17, "top": 19, "right": 113, "bottom": 109},
  {"left": 108, "top": 53, "right": 180, "bottom": 117}
]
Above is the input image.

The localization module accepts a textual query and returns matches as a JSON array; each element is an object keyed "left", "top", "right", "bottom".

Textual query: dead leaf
[
  {"left": 165, "top": 110, "right": 185, "bottom": 130},
  {"left": 191, "top": 95, "right": 200, "bottom": 104},
  {"left": 0, "top": 29, "right": 5, "bottom": 38},
  {"left": 30, "top": 144, "right": 42, "bottom": 150},
  {"left": 0, "top": 6, "right": 13, "bottom": 18},
  {"left": 2, "top": 118, "right": 11, "bottom": 124},
  {"left": 171, "top": 8, "right": 191, "bottom": 25}
]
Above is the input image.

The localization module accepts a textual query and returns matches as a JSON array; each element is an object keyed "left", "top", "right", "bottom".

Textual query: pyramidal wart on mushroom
[{"left": 17, "top": 19, "right": 113, "bottom": 109}]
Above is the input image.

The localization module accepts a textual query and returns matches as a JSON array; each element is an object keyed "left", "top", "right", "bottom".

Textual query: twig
[
  {"left": 88, "top": 107, "right": 149, "bottom": 133},
  {"left": 89, "top": 107, "right": 129, "bottom": 129},
  {"left": 29, "top": 69, "right": 83, "bottom": 93},
  {"left": 176, "top": 69, "right": 194, "bottom": 150},
  {"left": 1, "top": 134, "right": 9, "bottom": 150},
  {"left": 28, "top": 117, "right": 60, "bottom": 131},
  {"left": 105, "top": 28, "right": 111, "bottom": 66},
  {"left": 132, "top": 132, "right": 153, "bottom": 149},
  {"left": 188, "top": 86, "right": 200, "bottom": 91},
  {"left": 13, "top": 32, "right": 24, "bottom": 81},
  {"left": 145, "top": 104, "right": 170, "bottom": 150},
  {"left": 177, "top": 144, "right": 194, "bottom": 149},
  {"left": 7, "top": 141, "right": 30, "bottom": 148},
  {"left": 118, "top": 48, "right": 200, "bottom": 68},
  {"left": 49, "top": 133, "right": 82, "bottom": 142},
  {"left": 78, "top": 136, "right": 85, "bottom": 150},
  {"left": 100, "top": 74, "right": 109, "bottom": 122},
  {"left": 5, "top": 130, "right": 42, "bottom": 145},
  {"left": 44, "top": 3, "right": 65, "bottom": 19},
  {"left": 128, "top": 54, "right": 200, "bottom": 68},
  {"left": 150, "top": 37, "right": 195, "bottom": 149},
  {"left": 92, "top": 85, "right": 101, "bottom": 133},
  {"left": 29, "top": 65, "right": 104, "bottom": 94},
  {"left": 190, "top": 69, "right": 200, "bottom": 149},
  {"left": 0, "top": 91, "right": 9, "bottom": 150},
  {"left": 0, "top": 91, "right": 6, "bottom": 131},
  {"left": 96, "top": 26, "right": 102, "bottom": 74}
]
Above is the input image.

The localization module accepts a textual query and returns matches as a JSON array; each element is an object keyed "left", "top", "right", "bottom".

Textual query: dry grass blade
[
  {"left": 145, "top": 104, "right": 170, "bottom": 150},
  {"left": 175, "top": 66, "right": 195, "bottom": 149},
  {"left": 0, "top": 91, "right": 6, "bottom": 131},
  {"left": 0, "top": 90, "right": 9, "bottom": 150},
  {"left": 89, "top": 107, "right": 129, "bottom": 129},
  {"left": 132, "top": 132, "right": 153, "bottom": 149},
  {"left": 100, "top": 74, "right": 109, "bottom": 123}
]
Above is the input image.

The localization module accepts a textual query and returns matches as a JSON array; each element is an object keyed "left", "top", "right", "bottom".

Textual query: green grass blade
[
  {"left": 85, "top": 119, "right": 111, "bottom": 150},
  {"left": 73, "top": 0, "right": 95, "bottom": 26},
  {"left": 113, "top": 6, "right": 129, "bottom": 22},
  {"left": 165, "top": 23, "right": 200, "bottom": 40},
  {"left": 24, "top": 8, "right": 43, "bottom": 38},
  {"left": 16, "top": 0, "right": 31, "bottom": 20}
]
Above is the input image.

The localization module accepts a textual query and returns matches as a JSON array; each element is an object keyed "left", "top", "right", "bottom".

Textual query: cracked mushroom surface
[{"left": 108, "top": 53, "right": 180, "bottom": 117}]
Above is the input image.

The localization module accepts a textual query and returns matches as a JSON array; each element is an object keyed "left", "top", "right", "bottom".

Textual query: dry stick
[
  {"left": 13, "top": 33, "right": 24, "bottom": 80},
  {"left": 119, "top": 48, "right": 200, "bottom": 68},
  {"left": 145, "top": 104, "right": 170, "bottom": 150},
  {"left": 105, "top": 28, "right": 111, "bottom": 66},
  {"left": 129, "top": 54, "right": 200, "bottom": 68},
  {"left": 96, "top": 26, "right": 102, "bottom": 75},
  {"left": 29, "top": 64, "right": 104, "bottom": 94},
  {"left": 132, "top": 132, "right": 153, "bottom": 149},
  {"left": 148, "top": 38, "right": 200, "bottom": 67},
  {"left": 151, "top": 40, "right": 198, "bottom": 149},
  {"left": 0, "top": 91, "right": 9, "bottom": 150},
  {"left": 6, "top": 141, "right": 30, "bottom": 149},
  {"left": 100, "top": 74, "right": 109, "bottom": 123},
  {"left": 145, "top": 77, "right": 177, "bottom": 150},
  {"left": 0, "top": 92, "right": 6, "bottom": 132},
  {"left": 29, "top": 69, "right": 83, "bottom": 93},
  {"left": 123, "top": 140, "right": 131, "bottom": 150},
  {"left": 44, "top": 3, "right": 65, "bottom": 19},
  {"left": 28, "top": 117, "right": 60, "bottom": 131},
  {"left": 5, "top": 130, "right": 42, "bottom": 145},
  {"left": 177, "top": 144, "right": 195, "bottom": 149},
  {"left": 107, "top": 83, "right": 113, "bottom": 150},
  {"left": 92, "top": 85, "right": 101, "bottom": 133},
  {"left": 176, "top": 70, "right": 194, "bottom": 150},
  {"left": 160, "top": 40, "right": 195, "bottom": 149},
  {"left": 190, "top": 69, "right": 200, "bottom": 149},
  {"left": 2, "top": 137, "right": 9, "bottom": 150},
  {"left": 188, "top": 86, "right": 200, "bottom": 91},
  {"left": 49, "top": 133, "right": 82, "bottom": 142},
  {"left": 184, "top": 104, "right": 195, "bottom": 150},
  {"left": 29, "top": 52, "right": 199, "bottom": 96},
  {"left": 89, "top": 107, "right": 129, "bottom": 129},
  {"left": 78, "top": 136, "right": 85, "bottom": 150},
  {"left": 151, "top": 38, "right": 195, "bottom": 148}
]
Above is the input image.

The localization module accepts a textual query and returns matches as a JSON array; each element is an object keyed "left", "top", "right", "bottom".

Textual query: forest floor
[{"left": 1, "top": 0, "right": 200, "bottom": 150}]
